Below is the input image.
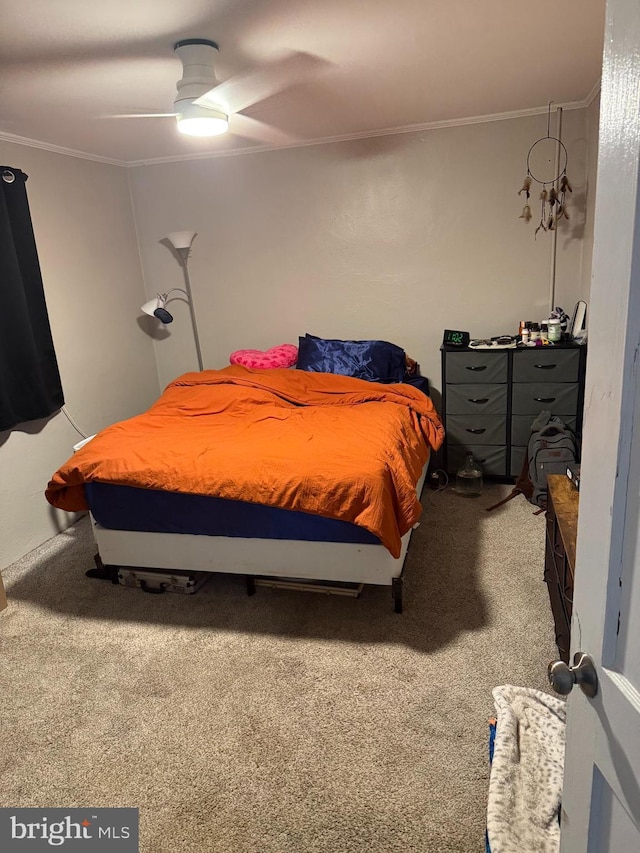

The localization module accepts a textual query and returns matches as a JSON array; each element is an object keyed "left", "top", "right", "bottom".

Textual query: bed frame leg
[
  {"left": 246, "top": 576, "right": 256, "bottom": 596},
  {"left": 86, "top": 553, "right": 119, "bottom": 584},
  {"left": 392, "top": 577, "right": 403, "bottom": 614}
]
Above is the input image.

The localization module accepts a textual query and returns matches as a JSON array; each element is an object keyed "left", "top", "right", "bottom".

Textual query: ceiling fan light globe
[
  {"left": 175, "top": 101, "right": 228, "bottom": 137},
  {"left": 177, "top": 116, "right": 228, "bottom": 136}
]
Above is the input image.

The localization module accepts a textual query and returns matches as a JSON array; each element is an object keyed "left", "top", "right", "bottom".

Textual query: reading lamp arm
[{"left": 161, "top": 288, "right": 189, "bottom": 300}]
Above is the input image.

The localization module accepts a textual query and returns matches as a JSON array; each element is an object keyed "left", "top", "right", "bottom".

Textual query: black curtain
[{"left": 0, "top": 167, "right": 64, "bottom": 431}]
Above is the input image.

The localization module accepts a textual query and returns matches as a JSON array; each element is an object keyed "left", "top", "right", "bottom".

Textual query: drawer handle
[
  {"left": 534, "top": 363, "right": 557, "bottom": 369},
  {"left": 466, "top": 428, "right": 486, "bottom": 434},
  {"left": 534, "top": 397, "right": 556, "bottom": 403},
  {"left": 468, "top": 398, "right": 489, "bottom": 404},
  {"left": 465, "top": 365, "right": 487, "bottom": 371}
]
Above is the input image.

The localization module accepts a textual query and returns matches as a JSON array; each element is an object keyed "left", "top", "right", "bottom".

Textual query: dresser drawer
[
  {"left": 511, "top": 414, "right": 578, "bottom": 446},
  {"left": 448, "top": 445, "right": 507, "bottom": 477},
  {"left": 441, "top": 343, "right": 585, "bottom": 482},
  {"left": 511, "top": 382, "right": 579, "bottom": 416},
  {"left": 446, "top": 415, "right": 506, "bottom": 446},
  {"left": 445, "top": 383, "right": 508, "bottom": 415},
  {"left": 445, "top": 351, "right": 508, "bottom": 384},
  {"left": 513, "top": 348, "right": 580, "bottom": 383}
]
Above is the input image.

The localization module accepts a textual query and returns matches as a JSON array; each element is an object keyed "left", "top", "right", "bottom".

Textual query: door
[{"left": 559, "top": 0, "right": 640, "bottom": 849}]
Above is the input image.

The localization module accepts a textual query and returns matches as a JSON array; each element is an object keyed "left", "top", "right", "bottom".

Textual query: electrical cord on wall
[{"left": 61, "top": 406, "right": 88, "bottom": 439}]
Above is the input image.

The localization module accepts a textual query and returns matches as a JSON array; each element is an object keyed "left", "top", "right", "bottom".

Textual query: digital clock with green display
[{"left": 442, "top": 329, "right": 470, "bottom": 347}]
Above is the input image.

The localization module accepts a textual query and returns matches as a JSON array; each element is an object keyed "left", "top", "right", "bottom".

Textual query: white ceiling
[{"left": 0, "top": 0, "right": 606, "bottom": 165}]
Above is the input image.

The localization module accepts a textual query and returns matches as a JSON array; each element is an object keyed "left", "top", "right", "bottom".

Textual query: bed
[{"left": 46, "top": 342, "right": 444, "bottom": 612}]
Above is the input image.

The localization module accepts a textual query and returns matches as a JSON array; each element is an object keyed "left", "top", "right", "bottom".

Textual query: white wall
[
  {"left": 0, "top": 105, "right": 597, "bottom": 568},
  {"left": 129, "top": 108, "right": 590, "bottom": 394},
  {"left": 578, "top": 92, "right": 601, "bottom": 303},
  {"left": 0, "top": 142, "right": 160, "bottom": 568},
  {"left": 553, "top": 107, "right": 592, "bottom": 315}
]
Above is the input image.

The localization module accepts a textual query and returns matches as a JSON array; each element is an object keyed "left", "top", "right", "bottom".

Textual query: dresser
[
  {"left": 440, "top": 342, "right": 586, "bottom": 478},
  {"left": 544, "top": 474, "right": 579, "bottom": 662}
]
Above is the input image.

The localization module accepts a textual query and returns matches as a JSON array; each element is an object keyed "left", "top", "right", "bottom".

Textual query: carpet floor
[{"left": 0, "top": 483, "right": 558, "bottom": 852}]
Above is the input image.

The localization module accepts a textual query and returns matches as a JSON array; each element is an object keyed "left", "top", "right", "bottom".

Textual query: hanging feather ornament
[
  {"left": 517, "top": 175, "right": 532, "bottom": 226},
  {"left": 518, "top": 176, "right": 532, "bottom": 196},
  {"left": 560, "top": 175, "right": 572, "bottom": 194},
  {"left": 519, "top": 102, "right": 570, "bottom": 237},
  {"left": 541, "top": 185, "right": 548, "bottom": 232},
  {"left": 535, "top": 183, "right": 549, "bottom": 239},
  {"left": 556, "top": 172, "right": 572, "bottom": 221},
  {"left": 524, "top": 168, "right": 571, "bottom": 234}
]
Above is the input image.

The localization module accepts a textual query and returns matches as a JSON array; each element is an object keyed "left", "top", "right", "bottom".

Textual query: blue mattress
[{"left": 85, "top": 483, "right": 381, "bottom": 545}]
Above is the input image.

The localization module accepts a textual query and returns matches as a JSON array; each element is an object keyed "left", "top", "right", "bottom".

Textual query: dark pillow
[
  {"left": 403, "top": 375, "right": 431, "bottom": 397},
  {"left": 296, "top": 334, "right": 406, "bottom": 383}
]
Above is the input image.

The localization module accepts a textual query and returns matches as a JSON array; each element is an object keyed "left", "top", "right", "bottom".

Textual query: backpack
[
  {"left": 487, "top": 411, "right": 577, "bottom": 512},
  {"left": 526, "top": 415, "right": 577, "bottom": 507}
]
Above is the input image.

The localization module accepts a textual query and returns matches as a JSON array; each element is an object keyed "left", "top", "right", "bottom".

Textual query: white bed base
[{"left": 90, "top": 464, "right": 428, "bottom": 611}]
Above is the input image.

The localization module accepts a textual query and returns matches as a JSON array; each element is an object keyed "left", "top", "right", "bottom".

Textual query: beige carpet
[{"left": 0, "top": 483, "right": 558, "bottom": 852}]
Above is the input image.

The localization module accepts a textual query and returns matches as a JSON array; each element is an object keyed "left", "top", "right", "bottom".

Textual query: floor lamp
[{"left": 141, "top": 231, "right": 204, "bottom": 371}]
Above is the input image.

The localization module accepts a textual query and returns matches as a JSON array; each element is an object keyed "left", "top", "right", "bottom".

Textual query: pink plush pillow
[{"left": 230, "top": 344, "right": 298, "bottom": 369}]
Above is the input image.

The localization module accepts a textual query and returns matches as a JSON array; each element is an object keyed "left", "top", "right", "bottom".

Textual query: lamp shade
[
  {"left": 141, "top": 297, "right": 161, "bottom": 317},
  {"left": 141, "top": 296, "right": 174, "bottom": 324},
  {"left": 153, "top": 307, "right": 174, "bottom": 324},
  {"left": 166, "top": 231, "right": 197, "bottom": 250}
]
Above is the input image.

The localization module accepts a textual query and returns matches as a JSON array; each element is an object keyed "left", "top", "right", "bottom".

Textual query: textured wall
[
  {"left": 0, "top": 142, "right": 160, "bottom": 568},
  {"left": 130, "top": 108, "right": 590, "bottom": 395},
  {"left": 0, "top": 106, "right": 596, "bottom": 567},
  {"left": 579, "top": 92, "right": 601, "bottom": 303}
]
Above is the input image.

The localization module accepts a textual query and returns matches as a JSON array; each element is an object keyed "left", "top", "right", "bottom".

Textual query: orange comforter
[{"left": 46, "top": 366, "right": 444, "bottom": 557}]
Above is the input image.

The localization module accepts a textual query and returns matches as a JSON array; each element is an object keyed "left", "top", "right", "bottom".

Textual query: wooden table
[{"left": 545, "top": 474, "right": 580, "bottom": 662}]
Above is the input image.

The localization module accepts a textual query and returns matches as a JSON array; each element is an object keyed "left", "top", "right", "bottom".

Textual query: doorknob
[{"left": 548, "top": 651, "right": 598, "bottom": 698}]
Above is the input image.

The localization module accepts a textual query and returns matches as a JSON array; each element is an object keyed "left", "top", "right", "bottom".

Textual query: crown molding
[
  {"left": 0, "top": 88, "right": 601, "bottom": 169},
  {"left": 584, "top": 78, "right": 601, "bottom": 106},
  {"left": 0, "top": 130, "right": 127, "bottom": 166},
  {"left": 126, "top": 93, "right": 601, "bottom": 166}
]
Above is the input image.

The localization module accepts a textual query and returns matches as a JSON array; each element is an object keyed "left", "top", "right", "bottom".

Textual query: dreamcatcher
[{"left": 518, "top": 103, "right": 572, "bottom": 238}]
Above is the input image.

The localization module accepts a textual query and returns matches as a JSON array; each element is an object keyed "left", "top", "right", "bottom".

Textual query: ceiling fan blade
[
  {"left": 98, "top": 113, "right": 177, "bottom": 119},
  {"left": 230, "top": 113, "right": 298, "bottom": 147},
  {"left": 193, "top": 51, "right": 330, "bottom": 114}
]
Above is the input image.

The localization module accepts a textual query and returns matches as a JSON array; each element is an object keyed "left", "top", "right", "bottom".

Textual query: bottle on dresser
[{"left": 548, "top": 318, "right": 562, "bottom": 342}]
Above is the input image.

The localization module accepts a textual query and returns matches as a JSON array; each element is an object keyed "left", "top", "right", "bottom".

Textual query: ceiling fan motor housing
[
  {"left": 173, "top": 39, "right": 224, "bottom": 108},
  {"left": 173, "top": 39, "right": 228, "bottom": 135}
]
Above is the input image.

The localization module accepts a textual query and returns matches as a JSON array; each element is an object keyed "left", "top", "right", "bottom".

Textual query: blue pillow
[{"left": 296, "top": 334, "right": 406, "bottom": 383}]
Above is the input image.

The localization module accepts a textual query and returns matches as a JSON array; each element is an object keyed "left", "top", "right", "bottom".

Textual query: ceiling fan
[{"left": 108, "top": 39, "right": 327, "bottom": 146}]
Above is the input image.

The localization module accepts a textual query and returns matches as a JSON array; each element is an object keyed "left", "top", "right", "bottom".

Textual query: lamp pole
[
  {"left": 175, "top": 246, "right": 204, "bottom": 371},
  {"left": 164, "top": 232, "right": 204, "bottom": 372}
]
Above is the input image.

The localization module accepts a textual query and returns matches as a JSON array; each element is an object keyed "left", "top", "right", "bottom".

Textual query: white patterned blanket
[{"left": 487, "top": 685, "right": 566, "bottom": 853}]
